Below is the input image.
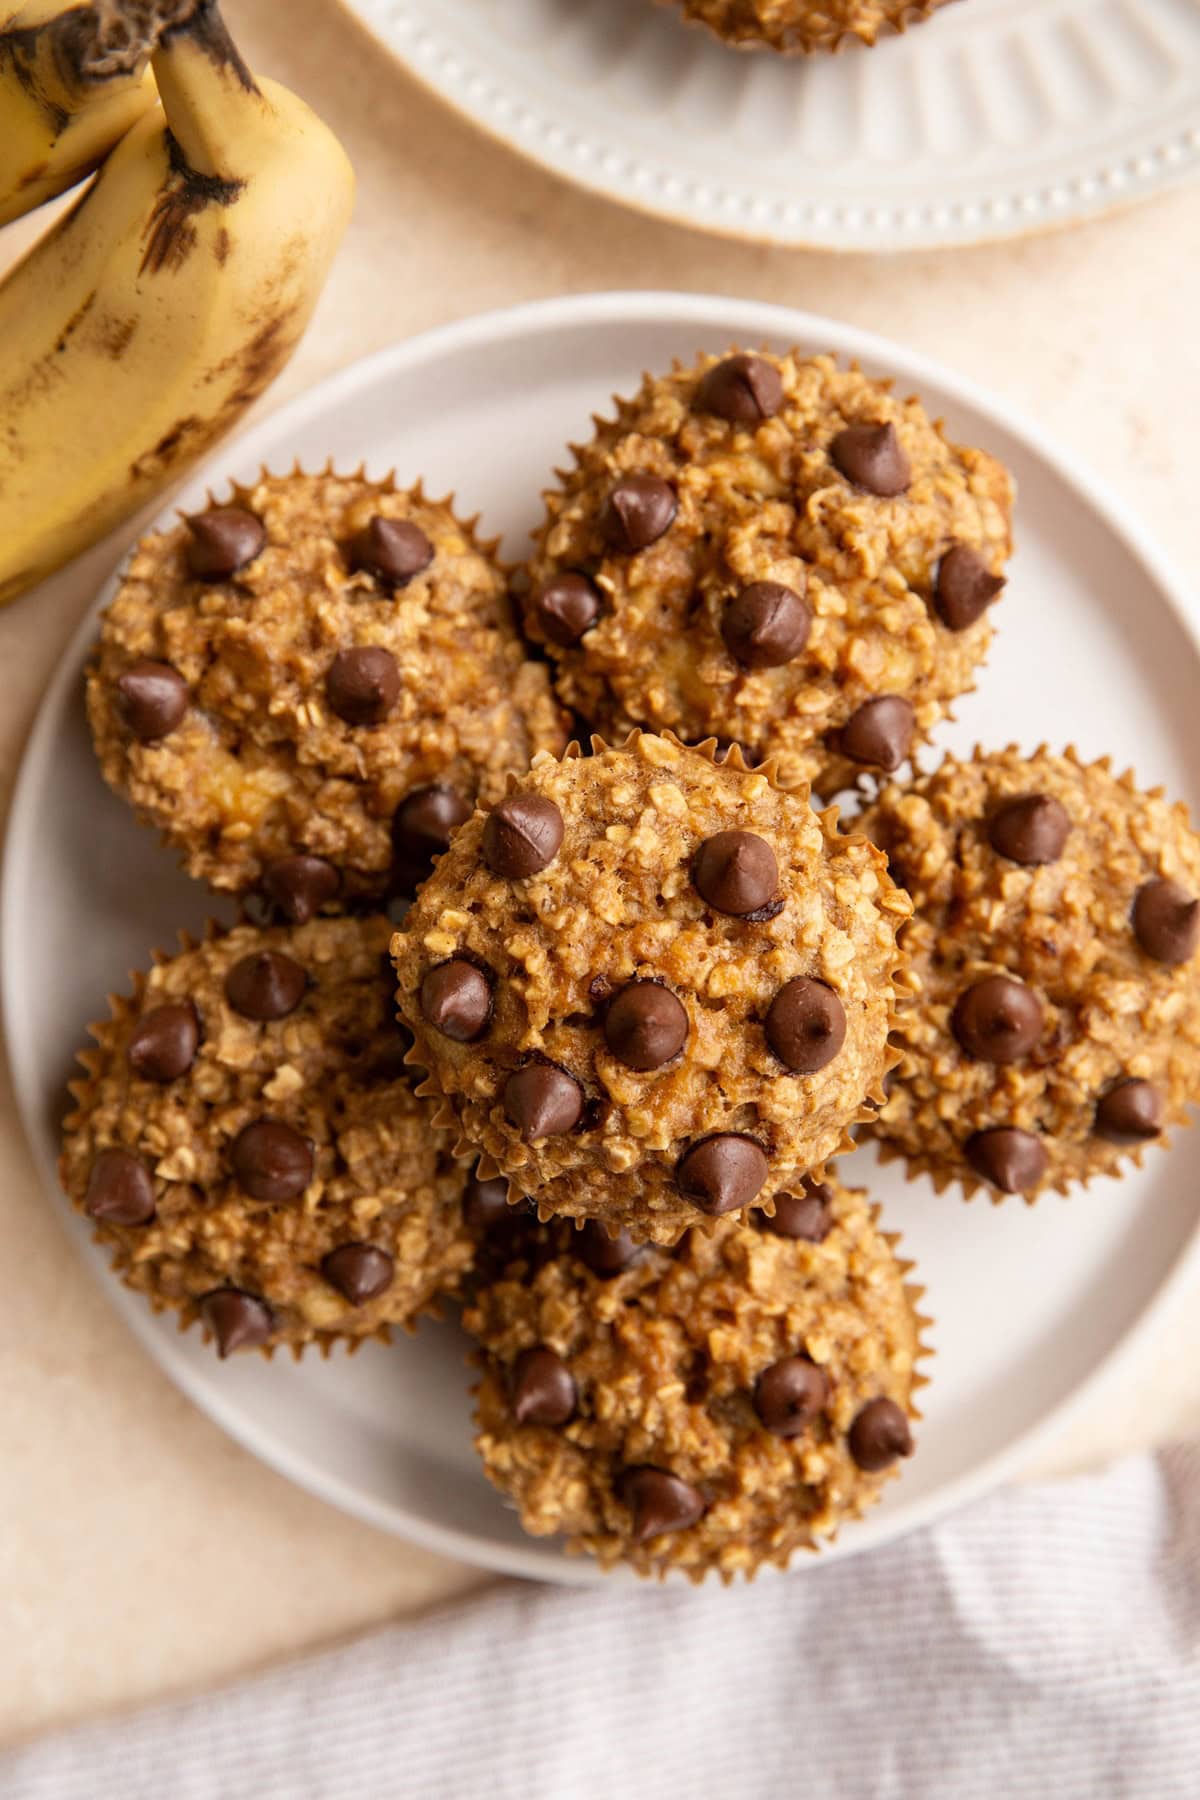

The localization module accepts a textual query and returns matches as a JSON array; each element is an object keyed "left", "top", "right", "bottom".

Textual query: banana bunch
[{"left": 0, "top": 1, "right": 355, "bottom": 606}]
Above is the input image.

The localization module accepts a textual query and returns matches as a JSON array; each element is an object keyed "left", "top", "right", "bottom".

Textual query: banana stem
[{"left": 151, "top": 0, "right": 263, "bottom": 179}]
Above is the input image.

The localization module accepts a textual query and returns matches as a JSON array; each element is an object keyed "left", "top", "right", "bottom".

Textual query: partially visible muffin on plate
[
  {"left": 860, "top": 747, "right": 1200, "bottom": 1200},
  {"left": 521, "top": 350, "right": 1012, "bottom": 797},
  {"left": 60, "top": 915, "right": 475, "bottom": 1355},
  {"left": 663, "top": 0, "right": 957, "bottom": 55},
  {"left": 465, "top": 1180, "right": 926, "bottom": 1580},
  {"left": 88, "top": 470, "right": 567, "bottom": 916}
]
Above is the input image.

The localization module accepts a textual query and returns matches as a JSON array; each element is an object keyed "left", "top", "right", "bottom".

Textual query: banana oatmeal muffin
[
  {"left": 860, "top": 747, "right": 1200, "bottom": 1199},
  {"left": 88, "top": 470, "right": 567, "bottom": 914},
  {"left": 663, "top": 0, "right": 955, "bottom": 54},
  {"left": 393, "top": 731, "right": 910, "bottom": 1244},
  {"left": 60, "top": 915, "right": 475, "bottom": 1355},
  {"left": 465, "top": 1180, "right": 925, "bottom": 1580},
  {"left": 521, "top": 350, "right": 1012, "bottom": 798}
]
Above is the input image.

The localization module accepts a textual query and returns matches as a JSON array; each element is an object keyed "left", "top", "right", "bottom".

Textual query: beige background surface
[{"left": 2, "top": 0, "right": 1199, "bottom": 1748}]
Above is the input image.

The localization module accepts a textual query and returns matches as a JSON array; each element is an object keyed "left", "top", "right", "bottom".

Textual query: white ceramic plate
[
  {"left": 342, "top": 0, "right": 1200, "bottom": 251},
  {"left": 5, "top": 291, "right": 1200, "bottom": 1584}
]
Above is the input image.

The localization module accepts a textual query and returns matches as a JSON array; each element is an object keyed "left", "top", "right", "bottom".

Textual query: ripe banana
[
  {"left": 0, "top": 3, "right": 196, "bottom": 227},
  {"left": 0, "top": 0, "right": 355, "bottom": 606}
]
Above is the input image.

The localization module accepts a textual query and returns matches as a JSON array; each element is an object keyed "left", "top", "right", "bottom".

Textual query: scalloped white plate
[
  {"left": 343, "top": 0, "right": 1200, "bottom": 250},
  {"left": 5, "top": 293, "right": 1200, "bottom": 1583}
]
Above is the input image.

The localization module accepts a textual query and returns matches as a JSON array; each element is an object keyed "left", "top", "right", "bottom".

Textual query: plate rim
[
  {"left": 337, "top": 0, "right": 1200, "bottom": 252},
  {"left": 5, "top": 287, "right": 1200, "bottom": 1584}
]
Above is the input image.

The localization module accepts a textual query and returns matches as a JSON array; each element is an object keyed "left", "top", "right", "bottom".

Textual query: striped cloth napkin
[{"left": 4, "top": 1445, "right": 1198, "bottom": 1800}]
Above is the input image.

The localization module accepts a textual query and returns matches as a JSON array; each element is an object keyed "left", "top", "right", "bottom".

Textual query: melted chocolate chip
[
  {"left": 965, "top": 1127, "right": 1048, "bottom": 1194},
  {"left": 952, "top": 976, "right": 1044, "bottom": 1063},
  {"left": 127, "top": 1002, "right": 200, "bottom": 1083},
  {"left": 830, "top": 422, "right": 911, "bottom": 497},
  {"left": 1132, "top": 878, "right": 1200, "bottom": 966},
  {"left": 230, "top": 1118, "right": 314, "bottom": 1202},
  {"left": 721, "top": 581, "right": 811, "bottom": 670},
  {"left": 848, "top": 1397, "right": 914, "bottom": 1472},
  {"left": 620, "top": 1467, "right": 705, "bottom": 1542},
  {"left": 85, "top": 1147, "right": 156, "bottom": 1225},
  {"left": 693, "top": 829, "right": 778, "bottom": 917},
  {"left": 326, "top": 646, "right": 401, "bottom": 726},
  {"left": 321, "top": 1243, "right": 395, "bottom": 1304},
  {"left": 185, "top": 507, "right": 265, "bottom": 580},
  {"left": 527, "top": 573, "right": 602, "bottom": 647},
  {"left": 350, "top": 516, "right": 433, "bottom": 587},
  {"left": 839, "top": 696, "right": 915, "bottom": 772},
  {"left": 260, "top": 855, "right": 341, "bottom": 924},
  {"left": 603, "top": 982, "right": 688, "bottom": 1071},
  {"left": 200, "top": 1288, "right": 274, "bottom": 1357},
  {"left": 504, "top": 1063, "right": 583, "bottom": 1142},
  {"left": 511, "top": 1347, "right": 577, "bottom": 1427},
  {"left": 420, "top": 958, "right": 493, "bottom": 1042},
  {"left": 482, "top": 795, "right": 564, "bottom": 878},
  {"left": 761, "top": 1178, "right": 834, "bottom": 1241},
  {"left": 988, "top": 795, "right": 1071, "bottom": 867},
  {"left": 765, "top": 978, "right": 846, "bottom": 1074},
  {"left": 463, "top": 1170, "right": 511, "bottom": 1233},
  {"left": 754, "top": 1355, "right": 829, "bottom": 1438},
  {"left": 1094, "top": 1079, "right": 1164, "bottom": 1144},
  {"left": 577, "top": 1220, "right": 642, "bottom": 1277},
  {"left": 601, "top": 475, "right": 678, "bottom": 554},
  {"left": 934, "top": 545, "right": 1005, "bottom": 631},
  {"left": 115, "top": 660, "right": 188, "bottom": 741},
  {"left": 694, "top": 353, "right": 784, "bottom": 424},
  {"left": 676, "top": 1134, "right": 768, "bottom": 1216},
  {"left": 224, "top": 950, "right": 307, "bottom": 1023}
]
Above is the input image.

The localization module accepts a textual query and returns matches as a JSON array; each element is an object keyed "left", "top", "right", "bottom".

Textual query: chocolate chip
[
  {"left": 511, "top": 1347, "right": 577, "bottom": 1426},
  {"left": 988, "top": 795, "right": 1070, "bottom": 866},
  {"left": 848, "top": 1397, "right": 913, "bottom": 1472},
  {"left": 601, "top": 475, "right": 678, "bottom": 554},
  {"left": 965, "top": 1127, "right": 1048, "bottom": 1193},
  {"left": 1095, "top": 1079, "right": 1164, "bottom": 1144},
  {"left": 463, "top": 1170, "right": 511, "bottom": 1232},
  {"left": 482, "top": 794, "right": 564, "bottom": 878},
  {"left": 321, "top": 1243, "right": 395, "bottom": 1304},
  {"left": 839, "top": 697, "right": 915, "bottom": 772},
  {"left": 693, "top": 829, "right": 778, "bottom": 917},
  {"left": 765, "top": 978, "right": 846, "bottom": 1074},
  {"left": 392, "top": 785, "right": 471, "bottom": 871},
  {"left": 621, "top": 1467, "right": 705, "bottom": 1542},
  {"left": 420, "top": 958, "right": 493, "bottom": 1042},
  {"left": 115, "top": 660, "right": 188, "bottom": 741},
  {"left": 934, "top": 545, "right": 1005, "bottom": 631},
  {"left": 326, "top": 646, "right": 401, "bottom": 726},
  {"left": 676, "top": 1134, "right": 768, "bottom": 1215},
  {"left": 230, "top": 1118, "right": 313, "bottom": 1202},
  {"left": 504, "top": 1063, "right": 583, "bottom": 1141},
  {"left": 260, "top": 856, "right": 341, "bottom": 924},
  {"left": 830, "top": 422, "right": 911, "bottom": 497},
  {"left": 528, "top": 573, "right": 602, "bottom": 647},
  {"left": 694, "top": 353, "right": 784, "bottom": 424},
  {"left": 1133, "top": 878, "right": 1200, "bottom": 966},
  {"left": 127, "top": 1002, "right": 200, "bottom": 1083},
  {"left": 577, "top": 1220, "right": 642, "bottom": 1277},
  {"left": 754, "top": 1355, "right": 829, "bottom": 1438},
  {"left": 200, "top": 1288, "right": 274, "bottom": 1357},
  {"left": 85, "top": 1147, "right": 156, "bottom": 1225},
  {"left": 952, "top": 976, "right": 1044, "bottom": 1063},
  {"left": 224, "top": 950, "right": 307, "bottom": 1022},
  {"left": 184, "top": 506, "right": 265, "bottom": 579},
  {"left": 603, "top": 982, "right": 688, "bottom": 1071},
  {"left": 761, "top": 1177, "right": 834, "bottom": 1241},
  {"left": 350, "top": 515, "right": 433, "bottom": 587},
  {"left": 721, "top": 581, "right": 811, "bottom": 670}
]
